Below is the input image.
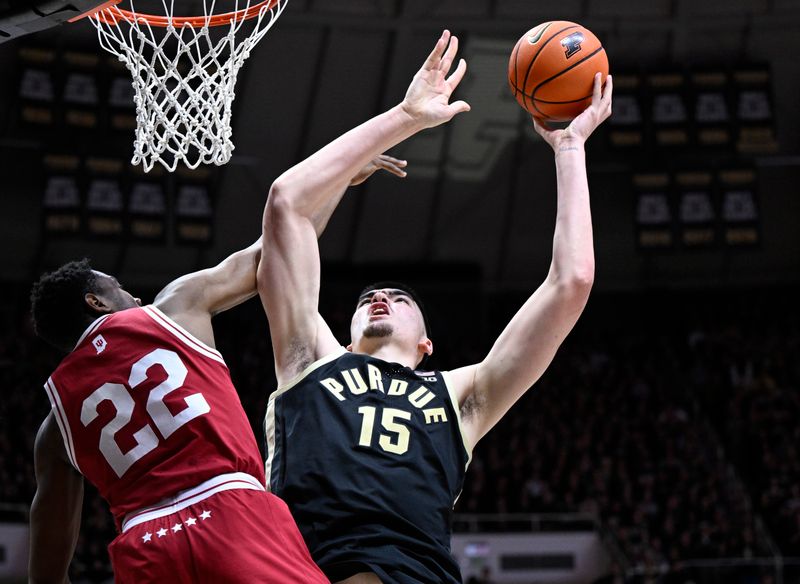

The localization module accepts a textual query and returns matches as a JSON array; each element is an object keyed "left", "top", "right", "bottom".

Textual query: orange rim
[
  {"left": 91, "top": 0, "right": 280, "bottom": 27},
  {"left": 68, "top": 0, "right": 122, "bottom": 22}
]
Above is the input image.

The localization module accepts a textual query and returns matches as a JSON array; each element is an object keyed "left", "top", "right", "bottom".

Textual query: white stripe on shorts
[{"left": 121, "top": 472, "right": 265, "bottom": 532}]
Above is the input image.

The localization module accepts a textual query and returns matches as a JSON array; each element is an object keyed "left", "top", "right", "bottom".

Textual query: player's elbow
[
  {"left": 570, "top": 260, "right": 595, "bottom": 291},
  {"left": 552, "top": 262, "right": 594, "bottom": 302},
  {"left": 264, "top": 180, "right": 296, "bottom": 231}
]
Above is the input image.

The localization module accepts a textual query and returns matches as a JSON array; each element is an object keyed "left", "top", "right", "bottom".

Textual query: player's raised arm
[
  {"left": 451, "top": 73, "right": 613, "bottom": 446},
  {"left": 152, "top": 238, "right": 263, "bottom": 348},
  {"left": 259, "top": 30, "right": 470, "bottom": 385},
  {"left": 29, "top": 414, "right": 84, "bottom": 584}
]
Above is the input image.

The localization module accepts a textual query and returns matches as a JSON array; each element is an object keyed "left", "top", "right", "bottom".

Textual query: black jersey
[{"left": 265, "top": 349, "right": 471, "bottom": 584}]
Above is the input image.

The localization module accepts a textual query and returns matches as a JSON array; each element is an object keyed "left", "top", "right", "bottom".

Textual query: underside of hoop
[{"left": 90, "top": 0, "right": 280, "bottom": 28}]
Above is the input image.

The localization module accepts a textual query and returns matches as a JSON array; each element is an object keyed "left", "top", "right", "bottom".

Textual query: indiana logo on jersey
[{"left": 92, "top": 334, "right": 107, "bottom": 354}]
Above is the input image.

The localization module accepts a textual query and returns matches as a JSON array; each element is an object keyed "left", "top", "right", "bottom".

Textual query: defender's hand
[
  {"left": 400, "top": 30, "right": 471, "bottom": 129},
  {"left": 534, "top": 73, "right": 613, "bottom": 150},
  {"left": 350, "top": 154, "right": 408, "bottom": 186}
]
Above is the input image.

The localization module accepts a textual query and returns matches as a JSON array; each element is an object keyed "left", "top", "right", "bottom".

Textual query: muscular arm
[
  {"left": 153, "top": 238, "right": 262, "bottom": 348},
  {"left": 29, "top": 413, "right": 83, "bottom": 584},
  {"left": 151, "top": 158, "right": 407, "bottom": 350},
  {"left": 451, "top": 74, "right": 613, "bottom": 446},
  {"left": 259, "top": 31, "right": 470, "bottom": 385}
]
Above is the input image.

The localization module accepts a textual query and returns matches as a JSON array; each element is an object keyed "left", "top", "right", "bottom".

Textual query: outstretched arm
[
  {"left": 153, "top": 238, "right": 263, "bottom": 348},
  {"left": 29, "top": 414, "right": 83, "bottom": 584},
  {"left": 259, "top": 30, "right": 470, "bottom": 385},
  {"left": 152, "top": 155, "right": 407, "bottom": 349},
  {"left": 451, "top": 73, "right": 613, "bottom": 446}
]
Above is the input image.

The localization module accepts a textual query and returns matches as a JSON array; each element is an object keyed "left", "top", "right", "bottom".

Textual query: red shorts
[{"left": 108, "top": 474, "right": 328, "bottom": 583}]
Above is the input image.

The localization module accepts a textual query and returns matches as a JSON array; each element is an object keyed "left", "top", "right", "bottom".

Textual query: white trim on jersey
[
  {"left": 142, "top": 305, "right": 226, "bottom": 366},
  {"left": 121, "top": 471, "right": 265, "bottom": 532},
  {"left": 44, "top": 378, "right": 82, "bottom": 473},
  {"left": 73, "top": 314, "right": 112, "bottom": 351},
  {"left": 264, "top": 347, "right": 348, "bottom": 489}
]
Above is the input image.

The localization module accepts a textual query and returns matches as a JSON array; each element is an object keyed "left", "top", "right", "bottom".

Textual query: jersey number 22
[{"left": 80, "top": 348, "right": 210, "bottom": 477}]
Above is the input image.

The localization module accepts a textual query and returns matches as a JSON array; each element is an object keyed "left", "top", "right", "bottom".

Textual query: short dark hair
[
  {"left": 358, "top": 281, "right": 432, "bottom": 338},
  {"left": 30, "top": 259, "right": 100, "bottom": 351}
]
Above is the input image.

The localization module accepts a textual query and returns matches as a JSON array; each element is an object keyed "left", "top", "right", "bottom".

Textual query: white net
[{"left": 90, "top": 0, "right": 287, "bottom": 172}]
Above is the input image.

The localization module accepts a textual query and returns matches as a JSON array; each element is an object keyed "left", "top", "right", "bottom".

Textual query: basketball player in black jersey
[{"left": 258, "top": 30, "right": 613, "bottom": 584}]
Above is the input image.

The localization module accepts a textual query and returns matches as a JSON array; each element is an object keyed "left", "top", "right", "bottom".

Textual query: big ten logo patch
[
  {"left": 393, "top": 38, "right": 534, "bottom": 183},
  {"left": 93, "top": 334, "right": 107, "bottom": 354}
]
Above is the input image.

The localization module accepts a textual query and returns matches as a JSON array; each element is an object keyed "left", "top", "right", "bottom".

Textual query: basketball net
[{"left": 88, "top": 0, "right": 287, "bottom": 172}]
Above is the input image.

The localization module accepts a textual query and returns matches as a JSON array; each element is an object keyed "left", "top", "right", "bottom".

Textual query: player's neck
[{"left": 357, "top": 339, "right": 419, "bottom": 370}]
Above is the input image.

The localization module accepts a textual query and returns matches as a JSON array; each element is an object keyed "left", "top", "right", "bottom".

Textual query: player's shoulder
[
  {"left": 34, "top": 413, "right": 69, "bottom": 465},
  {"left": 153, "top": 274, "right": 201, "bottom": 317}
]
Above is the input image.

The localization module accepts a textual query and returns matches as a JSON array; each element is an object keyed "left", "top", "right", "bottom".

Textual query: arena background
[{"left": 0, "top": 0, "right": 799, "bottom": 582}]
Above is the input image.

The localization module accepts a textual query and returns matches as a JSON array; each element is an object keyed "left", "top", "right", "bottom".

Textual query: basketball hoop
[{"left": 84, "top": 0, "right": 287, "bottom": 172}]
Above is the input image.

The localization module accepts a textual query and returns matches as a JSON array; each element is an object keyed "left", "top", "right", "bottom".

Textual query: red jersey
[{"left": 44, "top": 305, "right": 265, "bottom": 528}]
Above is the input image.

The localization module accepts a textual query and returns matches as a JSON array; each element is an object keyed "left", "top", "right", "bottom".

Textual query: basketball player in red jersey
[{"left": 27, "top": 156, "right": 406, "bottom": 583}]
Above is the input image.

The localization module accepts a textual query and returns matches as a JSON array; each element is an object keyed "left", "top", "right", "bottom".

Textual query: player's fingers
[
  {"left": 591, "top": 72, "right": 602, "bottom": 105},
  {"left": 532, "top": 116, "right": 553, "bottom": 136},
  {"left": 449, "top": 100, "right": 471, "bottom": 116},
  {"left": 424, "top": 30, "right": 450, "bottom": 71},
  {"left": 439, "top": 56, "right": 453, "bottom": 80},
  {"left": 382, "top": 163, "right": 408, "bottom": 177},
  {"left": 440, "top": 34, "right": 459, "bottom": 72},
  {"left": 602, "top": 74, "right": 613, "bottom": 109},
  {"left": 446, "top": 59, "right": 467, "bottom": 89},
  {"left": 378, "top": 155, "right": 408, "bottom": 167}
]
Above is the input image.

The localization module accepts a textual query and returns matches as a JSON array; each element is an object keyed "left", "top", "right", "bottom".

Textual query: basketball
[{"left": 508, "top": 21, "right": 609, "bottom": 121}]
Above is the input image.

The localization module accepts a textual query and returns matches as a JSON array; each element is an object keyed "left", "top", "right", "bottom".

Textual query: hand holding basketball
[
  {"left": 401, "top": 30, "right": 471, "bottom": 129},
  {"left": 534, "top": 73, "right": 613, "bottom": 150},
  {"left": 509, "top": 21, "right": 609, "bottom": 122}
]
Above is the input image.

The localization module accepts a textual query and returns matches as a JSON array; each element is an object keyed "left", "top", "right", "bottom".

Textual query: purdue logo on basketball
[{"left": 561, "top": 32, "right": 585, "bottom": 58}]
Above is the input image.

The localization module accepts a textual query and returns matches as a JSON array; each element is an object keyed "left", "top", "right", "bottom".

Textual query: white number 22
[{"left": 80, "top": 349, "right": 210, "bottom": 477}]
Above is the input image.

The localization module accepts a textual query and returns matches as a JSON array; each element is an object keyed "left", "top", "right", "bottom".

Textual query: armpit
[
  {"left": 460, "top": 390, "right": 487, "bottom": 421},
  {"left": 285, "top": 339, "right": 316, "bottom": 377}
]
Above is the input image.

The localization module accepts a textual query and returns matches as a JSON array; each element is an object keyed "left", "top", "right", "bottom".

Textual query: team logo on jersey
[
  {"left": 92, "top": 335, "right": 107, "bottom": 354},
  {"left": 561, "top": 32, "right": 585, "bottom": 58}
]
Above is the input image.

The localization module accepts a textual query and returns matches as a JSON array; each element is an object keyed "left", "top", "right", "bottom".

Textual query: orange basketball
[{"left": 508, "top": 21, "right": 609, "bottom": 121}]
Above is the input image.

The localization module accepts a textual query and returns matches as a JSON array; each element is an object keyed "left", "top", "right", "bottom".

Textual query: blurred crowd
[{"left": 1, "top": 285, "right": 798, "bottom": 582}]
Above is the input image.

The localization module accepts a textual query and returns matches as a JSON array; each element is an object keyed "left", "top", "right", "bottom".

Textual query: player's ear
[
  {"left": 346, "top": 343, "right": 353, "bottom": 352},
  {"left": 85, "top": 292, "right": 113, "bottom": 314},
  {"left": 418, "top": 337, "right": 433, "bottom": 357}
]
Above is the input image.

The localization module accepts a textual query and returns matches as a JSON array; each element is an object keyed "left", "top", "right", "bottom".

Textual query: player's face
[
  {"left": 90, "top": 271, "right": 142, "bottom": 313},
  {"left": 351, "top": 289, "right": 426, "bottom": 345}
]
